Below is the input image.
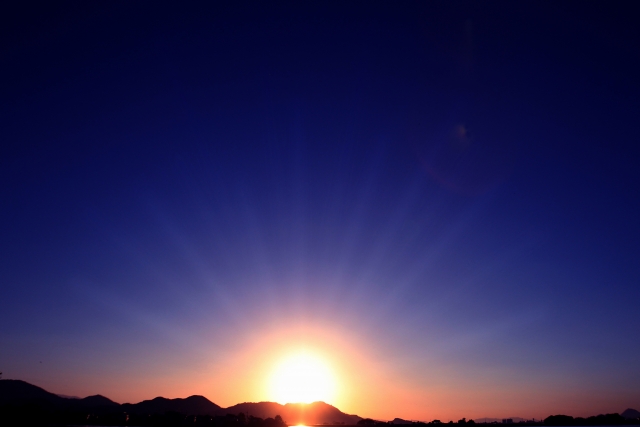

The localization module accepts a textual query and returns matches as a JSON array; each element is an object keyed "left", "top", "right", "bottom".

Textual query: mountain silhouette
[
  {"left": 391, "top": 418, "right": 413, "bottom": 424},
  {"left": 225, "top": 401, "right": 287, "bottom": 419},
  {"left": 78, "top": 394, "right": 119, "bottom": 407},
  {"left": 1, "top": 379, "right": 638, "bottom": 426},
  {"left": 0, "top": 379, "right": 360, "bottom": 424},
  {"left": 122, "top": 395, "right": 222, "bottom": 416},
  {"left": 0, "top": 379, "right": 64, "bottom": 406},
  {"left": 622, "top": 409, "right": 640, "bottom": 420},
  {"left": 283, "top": 401, "right": 361, "bottom": 425},
  {"left": 224, "top": 401, "right": 361, "bottom": 425}
]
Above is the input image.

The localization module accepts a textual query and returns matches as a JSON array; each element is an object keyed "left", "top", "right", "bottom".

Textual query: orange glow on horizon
[
  {"left": 55, "top": 318, "right": 624, "bottom": 423},
  {"left": 197, "top": 320, "right": 370, "bottom": 411}
]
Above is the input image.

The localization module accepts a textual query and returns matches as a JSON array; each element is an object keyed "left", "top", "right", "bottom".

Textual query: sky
[{"left": 1, "top": 0, "right": 640, "bottom": 422}]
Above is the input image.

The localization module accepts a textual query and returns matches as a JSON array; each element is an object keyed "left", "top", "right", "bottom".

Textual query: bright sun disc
[{"left": 269, "top": 350, "right": 336, "bottom": 404}]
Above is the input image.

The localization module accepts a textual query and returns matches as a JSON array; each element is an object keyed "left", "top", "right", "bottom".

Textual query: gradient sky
[{"left": 2, "top": 1, "right": 639, "bottom": 422}]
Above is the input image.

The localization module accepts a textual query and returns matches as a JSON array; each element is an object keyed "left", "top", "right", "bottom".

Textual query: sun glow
[{"left": 268, "top": 350, "right": 337, "bottom": 404}]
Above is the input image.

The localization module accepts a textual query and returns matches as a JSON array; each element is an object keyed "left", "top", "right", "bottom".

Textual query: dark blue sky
[{"left": 1, "top": 0, "right": 639, "bottom": 419}]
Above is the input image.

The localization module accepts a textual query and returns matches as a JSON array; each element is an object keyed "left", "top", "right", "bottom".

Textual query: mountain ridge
[
  {"left": 3, "top": 380, "right": 635, "bottom": 425},
  {"left": 121, "top": 394, "right": 222, "bottom": 416},
  {"left": 622, "top": 409, "right": 640, "bottom": 420},
  {"left": 0, "top": 379, "right": 360, "bottom": 424}
]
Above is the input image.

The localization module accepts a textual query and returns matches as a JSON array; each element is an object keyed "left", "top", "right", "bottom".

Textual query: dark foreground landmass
[
  {"left": 358, "top": 413, "right": 640, "bottom": 427},
  {"left": 0, "top": 380, "right": 358, "bottom": 426},
  {"left": 1, "top": 380, "right": 638, "bottom": 427}
]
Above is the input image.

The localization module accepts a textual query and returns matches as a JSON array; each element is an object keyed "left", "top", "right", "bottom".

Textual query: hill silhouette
[
  {"left": 2, "top": 379, "right": 637, "bottom": 427},
  {"left": 0, "top": 379, "right": 64, "bottom": 405},
  {"left": 622, "top": 409, "right": 640, "bottom": 420},
  {"left": 391, "top": 419, "right": 413, "bottom": 424},
  {"left": 0, "top": 379, "right": 360, "bottom": 425},
  {"left": 225, "top": 401, "right": 361, "bottom": 425},
  {"left": 78, "top": 394, "right": 119, "bottom": 407},
  {"left": 225, "top": 401, "right": 288, "bottom": 419},
  {"left": 283, "top": 401, "right": 361, "bottom": 425},
  {"left": 122, "top": 395, "right": 222, "bottom": 416}
]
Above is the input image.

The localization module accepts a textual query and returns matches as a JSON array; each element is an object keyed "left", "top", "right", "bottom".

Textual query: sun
[{"left": 268, "top": 350, "right": 337, "bottom": 404}]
